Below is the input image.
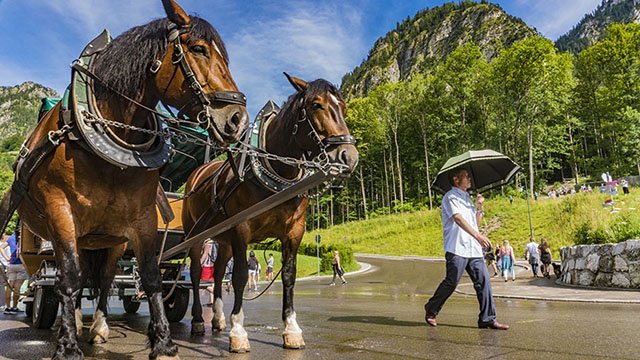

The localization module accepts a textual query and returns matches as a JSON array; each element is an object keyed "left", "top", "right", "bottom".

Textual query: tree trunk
[
  {"left": 392, "top": 110, "right": 404, "bottom": 206},
  {"left": 358, "top": 166, "right": 368, "bottom": 220},
  {"left": 528, "top": 121, "right": 535, "bottom": 198},
  {"left": 419, "top": 116, "right": 433, "bottom": 210}
]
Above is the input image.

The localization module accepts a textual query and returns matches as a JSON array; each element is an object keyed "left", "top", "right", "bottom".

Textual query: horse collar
[{"left": 70, "top": 30, "right": 173, "bottom": 170}]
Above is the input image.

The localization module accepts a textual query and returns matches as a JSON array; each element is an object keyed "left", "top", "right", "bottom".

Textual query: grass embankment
[
  {"left": 176, "top": 250, "right": 357, "bottom": 280},
  {"left": 301, "top": 191, "right": 640, "bottom": 259},
  {"left": 244, "top": 250, "right": 359, "bottom": 280}
]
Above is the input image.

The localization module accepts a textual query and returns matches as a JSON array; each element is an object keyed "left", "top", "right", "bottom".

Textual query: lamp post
[{"left": 315, "top": 234, "right": 321, "bottom": 276}]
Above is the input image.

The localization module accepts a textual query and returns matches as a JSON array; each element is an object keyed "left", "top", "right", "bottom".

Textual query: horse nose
[
  {"left": 338, "top": 148, "right": 359, "bottom": 171},
  {"left": 225, "top": 109, "right": 248, "bottom": 135}
]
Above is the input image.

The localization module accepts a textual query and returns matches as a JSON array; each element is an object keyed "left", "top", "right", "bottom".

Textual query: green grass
[
  {"left": 245, "top": 250, "right": 358, "bottom": 279},
  {"left": 301, "top": 191, "right": 640, "bottom": 260}
]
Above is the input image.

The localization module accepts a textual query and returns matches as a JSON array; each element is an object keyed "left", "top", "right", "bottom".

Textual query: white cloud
[
  {"left": 40, "top": 0, "right": 161, "bottom": 37},
  {"left": 225, "top": 1, "right": 367, "bottom": 116},
  {"left": 513, "top": 0, "right": 601, "bottom": 39}
]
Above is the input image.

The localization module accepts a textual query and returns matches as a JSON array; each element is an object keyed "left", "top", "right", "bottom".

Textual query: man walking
[
  {"left": 425, "top": 168, "right": 509, "bottom": 330},
  {"left": 525, "top": 237, "right": 540, "bottom": 278}
]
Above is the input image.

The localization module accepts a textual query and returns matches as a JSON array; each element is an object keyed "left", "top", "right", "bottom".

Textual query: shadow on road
[{"left": 327, "top": 315, "right": 423, "bottom": 327}]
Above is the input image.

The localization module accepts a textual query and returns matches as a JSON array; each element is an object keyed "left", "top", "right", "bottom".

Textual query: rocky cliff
[
  {"left": 556, "top": 0, "right": 640, "bottom": 53},
  {"left": 340, "top": 1, "right": 537, "bottom": 99},
  {"left": 0, "top": 82, "right": 59, "bottom": 141}
]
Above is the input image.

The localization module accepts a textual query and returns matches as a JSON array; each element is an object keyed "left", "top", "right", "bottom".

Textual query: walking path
[{"left": 355, "top": 254, "right": 640, "bottom": 304}]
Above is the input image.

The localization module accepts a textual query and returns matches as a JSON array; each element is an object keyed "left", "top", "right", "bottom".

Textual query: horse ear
[
  {"left": 162, "top": 0, "right": 191, "bottom": 27},
  {"left": 283, "top": 72, "right": 308, "bottom": 93}
]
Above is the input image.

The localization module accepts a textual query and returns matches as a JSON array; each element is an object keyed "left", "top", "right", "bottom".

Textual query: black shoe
[{"left": 425, "top": 311, "right": 437, "bottom": 327}]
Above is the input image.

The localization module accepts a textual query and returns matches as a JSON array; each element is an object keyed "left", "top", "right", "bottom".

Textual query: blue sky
[{"left": 0, "top": 0, "right": 600, "bottom": 117}]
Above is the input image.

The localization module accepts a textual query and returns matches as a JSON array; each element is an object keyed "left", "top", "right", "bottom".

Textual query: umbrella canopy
[{"left": 432, "top": 150, "right": 521, "bottom": 194}]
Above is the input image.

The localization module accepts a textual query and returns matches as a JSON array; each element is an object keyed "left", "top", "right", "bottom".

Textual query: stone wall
[{"left": 560, "top": 240, "right": 640, "bottom": 289}]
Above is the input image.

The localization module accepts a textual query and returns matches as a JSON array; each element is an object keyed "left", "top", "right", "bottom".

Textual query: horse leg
[
  {"left": 128, "top": 221, "right": 179, "bottom": 360},
  {"left": 281, "top": 234, "right": 305, "bottom": 349},
  {"left": 229, "top": 238, "right": 250, "bottom": 353},
  {"left": 90, "top": 246, "right": 125, "bottom": 344},
  {"left": 212, "top": 244, "right": 232, "bottom": 331},
  {"left": 189, "top": 244, "right": 205, "bottom": 336},
  {"left": 52, "top": 239, "right": 84, "bottom": 360}
]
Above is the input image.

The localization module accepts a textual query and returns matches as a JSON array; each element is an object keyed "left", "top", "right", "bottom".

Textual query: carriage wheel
[
  {"left": 24, "top": 301, "right": 33, "bottom": 318},
  {"left": 32, "top": 285, "right": 59, "bottom": 329},
  {"left": 163, "top": 287, "right": 189, "bottom": 323},
  {"left": 122, "top": 296, "right": 141, "bottom": 314}
]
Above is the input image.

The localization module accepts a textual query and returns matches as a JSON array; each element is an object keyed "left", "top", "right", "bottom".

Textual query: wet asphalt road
[{"left": 1, "top": 256, "right": 639, "bottom": 359}]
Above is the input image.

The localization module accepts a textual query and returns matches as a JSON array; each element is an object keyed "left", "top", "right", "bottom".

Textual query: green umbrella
[{"left": 432, "top": 149, "right": 521, "bottom": 194}]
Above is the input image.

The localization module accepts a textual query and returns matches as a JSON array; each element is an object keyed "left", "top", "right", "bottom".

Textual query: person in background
[
  {"left": 247, "top": 251, "right": 259, "bottom": 291},
  {"left": 1, "top": 232, "right": 28, "bottom": 314},
  {"left": 224, "top": 257, "right": 234, "bottom": 293},
  {"left": 266, "top": 253, "right": 275, "bottom": 281},
  {"left": 525, "top": 237, "right": 540, "bottom": 278},
  {"left": 494, "top": 242, "right": 502, "bottom": 274},
  {"left": 424, "top": 168, "right": 509, "bottom": 330},
  {"left": 483, "top": 244, "right": 498, "bottom": 277},
  {"left": 621, "top": 179, "right": 630, "bottom": 195},
  {"left": 330, "top": 250, "right": 347, "bottom": 285},
  {"left": 0, "top": 234, "right": 9, "bottom": 311},
  {"left": 499, "top": 240, "right": 516, "bottom": 282},
  {"left": 200, "top": 239, "right": 216, "bottom": 306},
  {"left": 539, "top": 238, "right": 553, "bottom": 279}
]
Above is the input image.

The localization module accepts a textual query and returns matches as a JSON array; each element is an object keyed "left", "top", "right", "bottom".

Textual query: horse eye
[
  {"left": 190, "top": 45, "right": 207, "bottom": 55},
  {"left": 312, "top": 103, "right": 323, "bottom": 110}
]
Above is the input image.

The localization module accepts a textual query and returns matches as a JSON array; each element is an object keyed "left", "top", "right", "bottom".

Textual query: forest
[{"left": 308, "top": 23, "right": 640, "bottom": 229}]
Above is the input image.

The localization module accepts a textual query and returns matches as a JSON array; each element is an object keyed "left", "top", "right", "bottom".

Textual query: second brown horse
[{"left": 182, "top": 73, "right": 358, "bottom": 352}]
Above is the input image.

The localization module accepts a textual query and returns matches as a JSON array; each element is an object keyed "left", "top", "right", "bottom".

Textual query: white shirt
[
  {"left": 526, "top": 242, "right": 539, "bottom": 258},
  {"left": 441, "top": 186, "right": 483, "bottom": 258}
]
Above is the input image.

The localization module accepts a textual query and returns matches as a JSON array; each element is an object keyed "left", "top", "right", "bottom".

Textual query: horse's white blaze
[
  {"left": 283, "top": 311, "right": 302, "bottom": 336},
  {"left": 328, "top": 94, "right": 344, "bottom": 123},
  {"left": 229, "top": 309, "right": 247, "bottom": 338}
]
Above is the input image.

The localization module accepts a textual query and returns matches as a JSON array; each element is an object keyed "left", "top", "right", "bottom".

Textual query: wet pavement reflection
[{"left": 0, "top": 256, "right": 639, "bottom": 359}]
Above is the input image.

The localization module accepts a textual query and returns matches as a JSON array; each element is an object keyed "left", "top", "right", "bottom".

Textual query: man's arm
[{"left": 452, "top": 214, "right": 491, "bottom": 247}]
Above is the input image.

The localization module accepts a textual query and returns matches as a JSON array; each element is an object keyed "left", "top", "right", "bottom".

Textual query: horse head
[
  {"left": 154, "top": 0, "right": 248, "bottom": 145},
  {"left": 283, "top": 72, "right": 359, "bottom": 174}
]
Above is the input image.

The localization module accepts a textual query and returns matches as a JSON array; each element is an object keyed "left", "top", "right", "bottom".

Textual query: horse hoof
[
  {"left": 212, "top": 319, "right": 227, "bottom": 331},
  {"left": 283, "top": 333, "right": 306, "bottom": 349},
  {"left": 191, "top": 322, "right": 205, "bottom": 336},
  {"left": 229, "top": 336, "right": 251, "bottom": 353},
  {"left": 90, "top": 334, "right": 108, "bottom": 344}
]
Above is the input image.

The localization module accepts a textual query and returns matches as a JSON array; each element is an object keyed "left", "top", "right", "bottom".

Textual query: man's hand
[{"left": 474, "top": 233, "right": 491, "bottom": 248}]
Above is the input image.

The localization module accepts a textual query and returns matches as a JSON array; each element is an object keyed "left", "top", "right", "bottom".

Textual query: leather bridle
[
  {"left": 154, "top": 22, "right": 247, "bottom": 130},
  {"left": 291, "top": 97, "right": 356, "bottom": 160}
]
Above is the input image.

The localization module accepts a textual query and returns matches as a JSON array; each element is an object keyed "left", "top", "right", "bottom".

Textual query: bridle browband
[
  {"left": 291, "top": 96, "right": 356, "bottom": 159},
  {"left": 155, "top": 22, "right": 247, "bottom": 129}
]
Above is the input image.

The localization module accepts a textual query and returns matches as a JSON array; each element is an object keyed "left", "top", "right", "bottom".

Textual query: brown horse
[
  {"left": 182, "top": 73, "right": 358, "bottom": 352},
  {"left": 11, "top": 1, "right": 248, "bottom": 359}
]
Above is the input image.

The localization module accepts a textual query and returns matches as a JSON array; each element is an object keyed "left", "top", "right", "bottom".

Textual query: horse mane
[
  {"left": 277, "top": 79, "right": 343, "bottom": 129},
  {"left": 92, "top": 16, "right": 228, "bottom": 101}
]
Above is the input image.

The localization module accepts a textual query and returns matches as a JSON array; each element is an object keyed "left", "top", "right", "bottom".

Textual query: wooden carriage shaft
[{"left": 160, "top": 166, "right": 340, "bottom": 260}]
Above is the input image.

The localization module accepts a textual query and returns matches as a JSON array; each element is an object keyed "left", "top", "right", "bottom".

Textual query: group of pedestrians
[
  {"left": 525, "top": 237, "right": 553, "bottom": 278},
  {"left": 483, "top": 241, "right": 515, "bottom": 281}
]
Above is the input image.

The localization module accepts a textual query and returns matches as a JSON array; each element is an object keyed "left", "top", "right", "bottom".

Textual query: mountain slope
[
  {"left": 340, "top": 1, "right": 537, "bottom": 99},
  {"left": 556, "top": 0, "right": 640, "bottom": 53},
  {"left": 0, "top": 82, "right": 59, "bottom": 142}
]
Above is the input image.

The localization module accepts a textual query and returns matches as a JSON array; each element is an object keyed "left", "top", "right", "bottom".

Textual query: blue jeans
[{"left": 425, "top": 252, "right": 496, "bottom": 324}]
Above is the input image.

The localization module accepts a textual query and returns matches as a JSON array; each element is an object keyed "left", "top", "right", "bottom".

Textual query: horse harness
[{"left": 0, "top": 21, "right": 247, "bottom": 234}]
